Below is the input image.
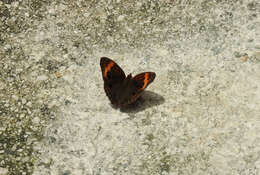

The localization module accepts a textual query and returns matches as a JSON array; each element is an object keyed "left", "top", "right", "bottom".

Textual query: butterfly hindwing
[{"left": 100, "top": 57, "right": 126, "bottom": 104}]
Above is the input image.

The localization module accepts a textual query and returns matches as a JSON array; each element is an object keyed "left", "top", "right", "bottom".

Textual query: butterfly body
[{"left": 100, "top": 57, "right": 156, "bottom": 107}]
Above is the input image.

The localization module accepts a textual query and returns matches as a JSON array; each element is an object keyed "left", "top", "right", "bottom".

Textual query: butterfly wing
[
  {"left": 129, "top": 72, "right": 156, "bottom": 104},
  {"left": 100, "top": 57, "right": 126, "bottom": 104}
]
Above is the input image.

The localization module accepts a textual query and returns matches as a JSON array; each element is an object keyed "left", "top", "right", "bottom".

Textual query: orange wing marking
[
  {"left": 141, "top": 73, "right": 150, "bottom": 90},
  {"left": 104, "top": 61, "right": 114, "bottom": 78}
]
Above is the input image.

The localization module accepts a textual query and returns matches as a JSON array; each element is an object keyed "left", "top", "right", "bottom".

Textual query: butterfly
[{"left": 100, "top": 57, "right": 156, "bottom": 108}]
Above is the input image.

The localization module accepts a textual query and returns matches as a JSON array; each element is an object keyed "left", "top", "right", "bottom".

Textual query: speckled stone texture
[{"left": 0, "top": 0, "right": 259, "bottom": 175}]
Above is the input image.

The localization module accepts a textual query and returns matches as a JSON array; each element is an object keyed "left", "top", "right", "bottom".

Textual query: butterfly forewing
[
  {"left": 133, "top": 72, "right": 156, "bottom": 91},
  {"left": 100, "top": 57, "right": 126, "bottom": 82},
  {"left": 100, "top": 57, "right": 126, "bottom": 104},
  {"left": 129, "top": 72, "right": 156, "bottom": 103}
]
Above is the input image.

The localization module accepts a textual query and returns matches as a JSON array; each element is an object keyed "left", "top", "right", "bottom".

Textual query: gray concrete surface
[{"left": 0, "top": 0, "right": 259, "bottom": 175}]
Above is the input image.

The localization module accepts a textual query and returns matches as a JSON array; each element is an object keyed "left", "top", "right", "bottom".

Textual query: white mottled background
[{"left": 3, "top": 0, "right": 259, "bottom": 175}]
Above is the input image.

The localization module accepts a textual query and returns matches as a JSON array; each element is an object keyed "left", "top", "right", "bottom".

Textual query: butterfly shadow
[{"left": 119, "top": 90, "right": 165, "bottom": 114}]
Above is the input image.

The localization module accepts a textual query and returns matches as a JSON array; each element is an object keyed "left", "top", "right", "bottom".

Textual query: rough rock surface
[{"left": 0, "top": 0, "right": 259, "bottom": 175}]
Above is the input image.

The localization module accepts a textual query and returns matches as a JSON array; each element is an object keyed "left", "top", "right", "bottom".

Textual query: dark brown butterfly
[{"left": 100, "top": 57, "right": 156, "bottom": 108}]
